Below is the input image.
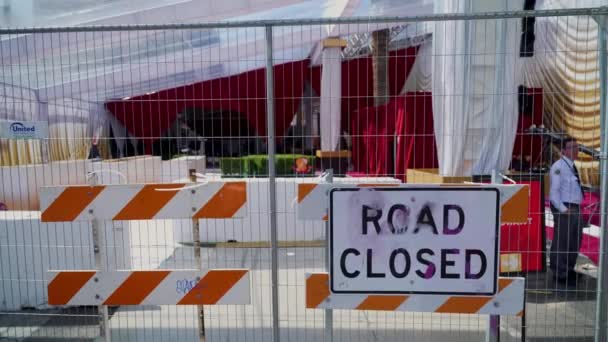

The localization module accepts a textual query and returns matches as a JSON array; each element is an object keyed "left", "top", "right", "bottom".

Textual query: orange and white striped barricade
[
  {"left": 297, "top": 181, "right": 400, "bottom": 221},
  {"left": 297, "top": 182, "right": 529, "bottom": 224},
  {"left": 305, "top": 273, "right": 524, "bottom": 316},
  {"left": 296, "top": 178, "right": 402, "bottom": 339},
  {"left": 40, "top": 180, "right": 249, "bottom": 341},
  {"left": 299, "top": 184, "right": 528, "bottom": 338},
  {"left": 48, "top": 269, "right": 250, "bottom": 306},
  {"left": 40, "top": 181, "right": 247, "bottom": 221}
]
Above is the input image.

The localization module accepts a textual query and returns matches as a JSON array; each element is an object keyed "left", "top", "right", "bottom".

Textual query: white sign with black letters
[
  {"left": 329, "top": 187, "right": 500, "bottom": 296},
  {"left": 0, "top": 120, "right": 49, "bottom": 139}
]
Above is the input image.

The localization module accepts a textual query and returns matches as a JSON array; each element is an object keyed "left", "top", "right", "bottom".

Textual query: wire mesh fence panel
[
  {"left": 0, "top": 26, "right": 274, "bottom": 342},
  {"left": 1, "top": 6, "right": 607, "bottom": 342}
]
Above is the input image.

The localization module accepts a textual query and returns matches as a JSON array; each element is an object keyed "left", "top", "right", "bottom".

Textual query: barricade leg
[
  {"left": 90, "top": 172, "right": 111, "bottom": 342},
  {"left": 190, "top": 169, "right": 206, "bottom": 342}
]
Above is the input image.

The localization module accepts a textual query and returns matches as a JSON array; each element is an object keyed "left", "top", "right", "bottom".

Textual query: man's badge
[{"left": 554, "top": 169, "right": 560, "bottom": 175}]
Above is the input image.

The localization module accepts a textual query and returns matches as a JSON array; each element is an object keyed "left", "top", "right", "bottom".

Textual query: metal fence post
[
  {"left": 88, "top": 171, "right": 111, "bottom": 342},
  {"left": 324, "top": 169, "right": 334, "bottom": 342},
  {"left": 486, "top": 15, "right": 510, "bottom": 342},
  {"left": 265, "top": 24, "right": 281, "bottom": 342},
  {"left": 38, "top": 101, "right": 50, "bottom": 163},
  {"left": 594, "top": 16, "right": 608, "bottom": 342},
  {"left": 487, "top": 169, "right": 500, "bottom": 342}
]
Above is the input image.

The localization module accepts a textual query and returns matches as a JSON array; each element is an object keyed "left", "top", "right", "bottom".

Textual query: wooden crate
[
  {"left": 406, "top": 168, "right": 471, "bottom": 184},
  {"left": 315, "top": 150, "right": 351, "bottom": 175}
]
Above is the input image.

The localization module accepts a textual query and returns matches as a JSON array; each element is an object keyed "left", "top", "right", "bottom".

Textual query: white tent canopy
[
  {"left": 0, "top": 0, "right": 434, "bottom": 102},
  {"left": 0, "top": 0, "right": 435, "bottom": 164},
  {"left": 0, "top": 0, "right": 603, "bottom": 172}
]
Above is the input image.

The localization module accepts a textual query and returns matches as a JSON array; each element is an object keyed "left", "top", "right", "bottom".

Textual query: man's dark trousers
[{"left": 550, "top": 203, "right": 582, "bottom": 280}]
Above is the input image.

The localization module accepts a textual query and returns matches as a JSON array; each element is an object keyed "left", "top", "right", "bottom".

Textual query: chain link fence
[{"left": 1, "top": 7, "right": 608, "bottom": 341}]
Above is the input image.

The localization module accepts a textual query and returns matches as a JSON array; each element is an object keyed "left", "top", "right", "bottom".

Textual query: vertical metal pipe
[
  {"left": 265, "top": 24, "right": 280, "bottom": 342},
  {"left": 38, "top": 101, "right": 50, "bottom": 163},
  {"left": 487, "top": 169, "right": 500, "bottom": 342},
  {"left": 486, "top": 315, "right": 500, "bottom": 342},
  {"left": 324, "top": 169, "right": 334, "bottom": 342},
  {"left": 594, "top": 18, "right": 608, "bottom": 342}
]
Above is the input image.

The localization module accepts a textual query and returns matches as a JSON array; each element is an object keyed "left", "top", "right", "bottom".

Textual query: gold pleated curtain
[
  {"left": 0, "top": 139, "right": 43, "bottom": 165},
  {"left": 0, "top": 123, "right": 109, "bottom": 166},
  {"left": 524, "top": 15, "right": 601, "bottom": 186}
]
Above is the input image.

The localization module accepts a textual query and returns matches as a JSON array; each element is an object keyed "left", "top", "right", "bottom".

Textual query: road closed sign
[{"left": 329, "top": 187, "right": 500, "bottom": 296}]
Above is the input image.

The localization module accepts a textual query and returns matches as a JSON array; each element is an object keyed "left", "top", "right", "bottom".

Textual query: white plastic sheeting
[
  {"left": 0, "top": 0, "right": 305, "bottom": 28},
  {"left": 432, "top": 0, "right": 523, "bottom": 176},
  {"left": 0, "top": 0, "right": 435, "bottom": 102},
  {"left": 0, "top": 0, "right": 356, "bottom": 102}
]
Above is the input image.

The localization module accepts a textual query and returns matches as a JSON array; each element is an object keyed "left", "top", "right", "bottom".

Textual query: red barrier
[
  {"left": 475, "top": 174, "right": 546, "bottom": 273},
  {"left": 500, "top": 178, "right": 545, "bottom": 272}
]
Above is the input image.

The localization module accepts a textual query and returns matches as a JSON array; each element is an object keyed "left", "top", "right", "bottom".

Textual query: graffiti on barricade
[{"left": 176, "top": 278, "right": 199, "bottom": 294}]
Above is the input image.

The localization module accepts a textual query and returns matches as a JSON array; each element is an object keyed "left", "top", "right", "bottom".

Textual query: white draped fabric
[
  {"left": 402, "top": 38, "right": 433, "bottom": 92},
  {"left": 522, "top": 0, "right": 604, "bottom": 185},
  {"left": 320, "top": 46, "right": 343, "bottom": 151},
  {"left": 432, "top": 0, "right": 523, "bottom": 176}
]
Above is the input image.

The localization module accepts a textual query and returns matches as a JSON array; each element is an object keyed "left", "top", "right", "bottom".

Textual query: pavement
[{"left": 0, "top": 245, "right": 600, "bottom": 342}]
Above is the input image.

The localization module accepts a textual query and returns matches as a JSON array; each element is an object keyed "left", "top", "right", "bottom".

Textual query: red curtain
[
  {"left": 105, "top": 60, "right": 308, "bottom": 153},
  {"left": 350, "top": 102, "right": 397, "bottom": 176},
  {"left": 350, "top": 93, "right": 438, "bottom": 178},
  {"left": 309, "top": 47, "right": 419, "bottom": 124},
  {"left": 394, "top": 93, "right": 438, "bottom": 181},
  {"left": 105, "top": 47, "right": 419, "bottom": 154}
]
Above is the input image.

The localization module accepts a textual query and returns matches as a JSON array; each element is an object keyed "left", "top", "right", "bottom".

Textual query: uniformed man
[{"left": 549, "top": 137, "right": 584, "bottom": 285}]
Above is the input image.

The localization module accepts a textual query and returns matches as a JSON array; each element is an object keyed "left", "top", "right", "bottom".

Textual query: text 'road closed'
[{"left": 329, "top": 187, "right": 499, "bottom": 295}]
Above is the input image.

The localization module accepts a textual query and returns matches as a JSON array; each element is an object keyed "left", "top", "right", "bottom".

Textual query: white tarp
[{"left": 432, "top": 0, "right": 523, "bottom": 176}]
